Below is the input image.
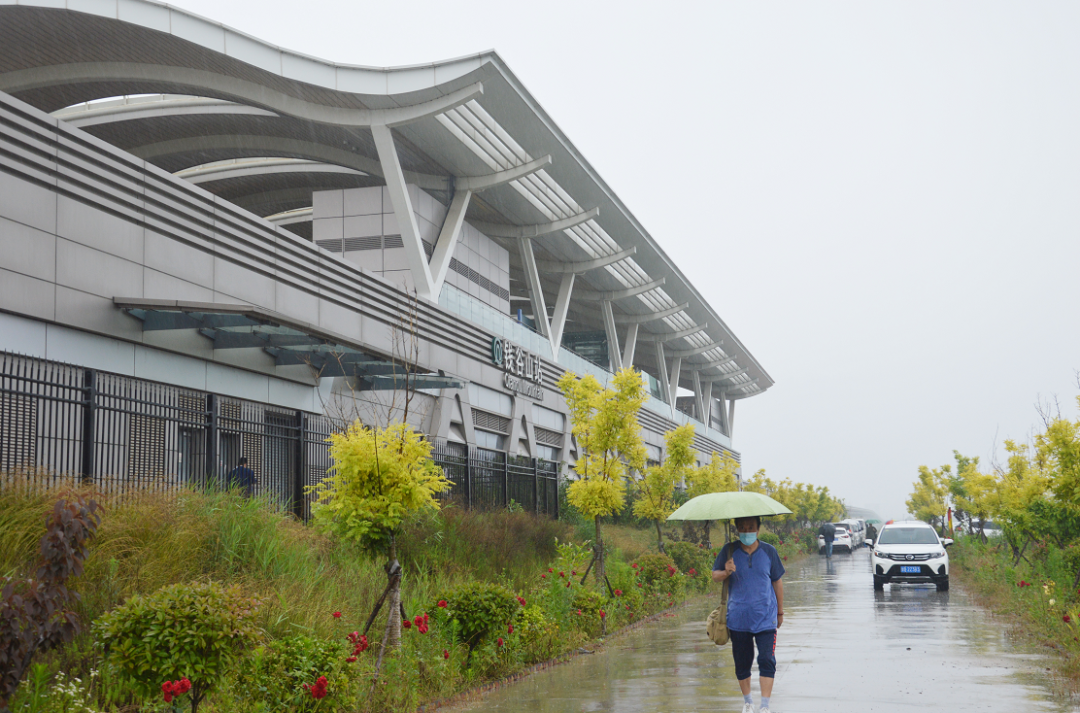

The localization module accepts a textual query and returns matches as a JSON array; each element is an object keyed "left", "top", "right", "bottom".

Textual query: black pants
[{"left": 730, "top": 628, "right": 777, "bottom": 680}]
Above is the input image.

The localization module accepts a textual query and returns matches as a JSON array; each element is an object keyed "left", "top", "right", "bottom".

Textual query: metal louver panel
[
  {"left": 1, "top": 392, "right": 37, "bottom": 471},
  {"left": 128, "top": 413, "right": 166, "bottom": 477},
  {"left": 472, "top": 409, "right": 511, "bottom": 434},
  {"left": 534, "top": 427, "right": 564, "bottom": 447}
]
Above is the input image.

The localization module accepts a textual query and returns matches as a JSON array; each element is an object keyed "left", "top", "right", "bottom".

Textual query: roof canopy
[{"left": 0, "top": 1, "right": 772, "bottom": 400}]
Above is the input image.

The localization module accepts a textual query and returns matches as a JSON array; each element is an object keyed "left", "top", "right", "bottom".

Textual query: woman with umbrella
[{"left": 670, "top": 492, "right": 788, "bottom": 713}]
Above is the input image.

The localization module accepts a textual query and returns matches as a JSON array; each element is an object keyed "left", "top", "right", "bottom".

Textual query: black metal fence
[{"left": 0, "top": 352, "right": 559, "bottom": 519}]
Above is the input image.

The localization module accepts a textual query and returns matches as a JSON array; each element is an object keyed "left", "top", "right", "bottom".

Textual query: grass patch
[
  {"left": 950, "top": 535, "right": 1080, "bottom": 698},
  {"left": 2, "top": 486, "right": 710, "bottom": 712}
]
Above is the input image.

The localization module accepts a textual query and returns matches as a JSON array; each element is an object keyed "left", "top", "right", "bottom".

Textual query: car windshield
[
  {"left": 877, "top": 528, "right": 939, "bottom": 545},
  {"left": 834, "top": 528, "right": 848, "bottom": 535}
]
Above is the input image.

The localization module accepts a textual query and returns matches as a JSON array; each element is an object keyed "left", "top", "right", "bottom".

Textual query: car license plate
[{"left": 899, "top": 565, "right": 921, "bottom": 574}]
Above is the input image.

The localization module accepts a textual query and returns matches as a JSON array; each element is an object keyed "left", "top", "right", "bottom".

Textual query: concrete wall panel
[
  {"left": 0, "top": 218, "right": 55, "bottom": 282},
  {"left": 144, "top": 230, "right": 214, "bottom": 288},
  {"left": 133, "top": 345, "right": 207, "bottom": 390},
  {"left": 206, "top": 361, "right": 270, "bottom": 402},
  {"left": 0, "top": 169, "right": 56, "bottom": 233},
  {"left": 56, "top": 238, "right": 143, "bottom": 299},
  {"left": 56, "top": 196, "right": 143, "bottom": 263},
  {"left": 0, "top": 310, "right": 47, "bottom": 357},
  {"left": 46, "top": 321, "right": 135, "bottom": 375}
]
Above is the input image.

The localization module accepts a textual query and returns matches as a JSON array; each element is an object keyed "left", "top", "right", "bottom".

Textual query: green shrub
[
  {"left": 633, "top": 553, "right": 677, "bottom": 585},
  {"left": 758, "top": 531, "right": 781, "bottom": 547},
  {"left": 515, "top": 605, "right": 560, "bottom": 663},
  {"left": 440, "top": 581, "right": 519, "bottom": 649},
  {"left": 236, "top": 634, "right": 347, "bottom": 711},
  {"left": 664, "top": 541, "right": 712, "bottom": 590},
  {"left": 95, "top": 581, "right": 260, "bottom": 712}
]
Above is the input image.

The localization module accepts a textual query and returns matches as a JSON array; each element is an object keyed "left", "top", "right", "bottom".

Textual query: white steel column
[
  {"left": 728, "top": 398, "right": 736, "bottom": 440},
  {"left": 668, "top": 356, "right": 682, "bottom": 408},
  {"left": 601, "top": 300, "right": 621, "bottom": 371},
  {"left": 621, "top": 323, "right": 639, "bottom": 368},
  {"left": 654, "top": 342, "right": 671, "bottom": 405},
  {"left": 518, "top": 238, "right": 550, "bottom": 337},
  {"left": 701, "top": 379, "right": 714, "bottom": 427},
  {"left": 429, "top": 188, "right": 471, "bottom": 296},
  {"left": 549, "top": 273, "right": 575, "bottom": 358},
  {"left": 371, "top": 124, "right": 435, "bottom": 299},
  {"left": 692, "top": 370, "right": 706, "bottom": 422},
  {"left": 718, "top": 391, "right": 731, "bottom": 436}
]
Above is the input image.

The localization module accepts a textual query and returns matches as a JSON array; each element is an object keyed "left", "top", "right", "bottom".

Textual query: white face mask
[{"left": 739, "top": 532, "right": 758, "bottom": 546}]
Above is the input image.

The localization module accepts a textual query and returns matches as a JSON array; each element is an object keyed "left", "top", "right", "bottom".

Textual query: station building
[{"left": 0, "top": 0, "right": 773, "bottom": 516}]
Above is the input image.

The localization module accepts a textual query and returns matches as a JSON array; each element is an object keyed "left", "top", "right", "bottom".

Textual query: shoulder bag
[{"left": 706, "top": 543, "right": 733, "bottom": 645}]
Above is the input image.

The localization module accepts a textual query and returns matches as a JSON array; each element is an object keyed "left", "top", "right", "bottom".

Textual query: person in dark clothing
[
  {"left": 818, "top": 521, "right": 836, "bottom": 558},
  {"left": 712, "top": 515, "right": 785, "bottom": 713},
  {"left": 227, "top": 456, "right": 255, "bottom": 497},
  {"left": 865, "top": 522, "right": 878, "bottom": 547}
]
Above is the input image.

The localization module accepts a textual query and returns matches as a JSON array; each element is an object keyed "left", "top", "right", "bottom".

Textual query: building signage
[{"left": 491, "top": 337, "right": 543, "bottom": 400}]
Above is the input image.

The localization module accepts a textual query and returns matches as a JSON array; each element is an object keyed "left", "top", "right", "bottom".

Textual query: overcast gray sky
[{"left": 177, "top": 0, "right": 1080, "bottom": 520}]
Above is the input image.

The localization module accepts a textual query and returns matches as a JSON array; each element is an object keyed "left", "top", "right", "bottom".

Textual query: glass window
[
  {"left": 532, "top": 404, "right": 564, "bottom": 431},
  {"left": 468, "top": 383, "right": 512, "bottom": 417},
  {"left": 536, "top": 444, "right": 559, "bottom": 461},
  {"left": 473, "top": 429, "right": 504, "bottom": 450},
  {"left": 877, "top": 528, "right": 939, "bottom": 545}
]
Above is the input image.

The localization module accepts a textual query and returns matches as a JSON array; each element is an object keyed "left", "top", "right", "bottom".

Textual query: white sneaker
[
  {"left": 742, "top": 704, "right": 754, "bottom": 713},
  {"left": 759, "top": 707, "right": 771, "bottom": 713}
]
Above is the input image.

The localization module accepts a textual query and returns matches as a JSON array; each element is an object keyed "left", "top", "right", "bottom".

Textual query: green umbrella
[{"left": 667, "top": 491, "right": 793, "bottom": 521}]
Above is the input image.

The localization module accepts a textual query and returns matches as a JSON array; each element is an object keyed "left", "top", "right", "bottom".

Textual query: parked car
[
  {"left": 871, "top": 521, "right": 952, "bottom": 591},
  {"left": 818, "top": 524, "right": 855, "bottom": 553},
  {"left": 840, "top": 518, "right": 866, "bottom": 548}
]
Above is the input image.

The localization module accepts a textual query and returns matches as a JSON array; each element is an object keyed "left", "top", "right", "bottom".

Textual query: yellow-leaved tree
[
  {"left": 634, "top": 423, "right": 695, "bottom": 554},
  {"left": 906, "top": 464, "right": 949, "bottom": 531},
  {"left": 558, "top": 368, "right": 647, "bottom": 589},
  {"left": 684, "top": 450, "right": 739, "bottom": 545},
  {"left": 310, "top": 421, "right": 451, "bottom": 652}
]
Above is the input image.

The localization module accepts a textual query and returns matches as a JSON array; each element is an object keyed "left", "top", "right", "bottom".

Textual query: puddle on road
[{"left": 456, "top": 550, "right": 1079, "bottom": 712}]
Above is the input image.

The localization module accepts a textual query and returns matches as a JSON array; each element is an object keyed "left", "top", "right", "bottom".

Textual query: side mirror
[
  {"left": 943, "top": 538, "right": 954, "bottom": 548},
  {"left": 865, "top": 539, "right": 873, "bottom": 547}
]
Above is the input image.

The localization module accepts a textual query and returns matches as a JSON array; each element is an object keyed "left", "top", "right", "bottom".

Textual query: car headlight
[
  {"left": 873, "top": 550, "right": 887, "bottom": 559},
  {"left": 929, "top": 550, "right": 946, "bottom": 559}
]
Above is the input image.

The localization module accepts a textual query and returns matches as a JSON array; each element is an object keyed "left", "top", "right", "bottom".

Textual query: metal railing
[{"left": 0, "top": 351, "right": 560, "bottom": 519}]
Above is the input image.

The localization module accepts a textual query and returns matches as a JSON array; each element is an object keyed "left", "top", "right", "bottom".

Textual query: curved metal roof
[{"left": 0, "top": 0, "right": 773, "bottom": 400}]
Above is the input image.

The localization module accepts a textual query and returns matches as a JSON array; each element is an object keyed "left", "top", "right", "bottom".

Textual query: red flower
[
  {"left": 303, "top": 675, "right": 329, "bottom": 700},
  {"left": 178, "top": 679, "right": 191, "bottom": 694},
  {"left": 688, "top": 569, "right": 697, "bottom": 575},
  {"left": 333, "top": 611, "right": 342, "bottom": 618},
  {"left": 443, "top": 650, "right": 450, "bottom": 659},
  {"left": 1065, "top": 615, "right": 1073, "bottom": 623},
  {"left": 497, "top": 637, "right": 504, "bottom": 647},
  {"left": 403, "top": 619, "right": 412, "bottom": 629},
  {"left": 632, "top": 563, "right": 639, "bottom": 569},
  {"left": 517, "top": 596, "right": 527, "bottom": 606},
  {"left": 414, "top": 615, "right": 424, "bottom": 628},
  {"left": 577, "top": 609, "right": 582, "bottom": 615},
  {"left": 162, "top": 682, "right": 175, "bottom": 695},
  {"left": 541, "top": 574, "right": 547, "bottom": 579},
  {"left": 548, "top": 568, "right": 553, "bottom": 573},
  {"left": 571, "top": 571, "right": 577, "bottom": 576},
  {"left": 508, "top": 624, "right": 514, "bottom": 634},
  {"left": 559, "top": 571, "right": 565, "bottom": 578},
  {"left": 164, "top": 693, "right": 173, "bottom": 703},
  {"left": 599, "top": 610, "right": 606, "bottom": 618},
  {"left": 346, "top": 656, "right": 357, "bottom": 663},
  {"left": 438, "top": 600, "right": 448, "bottom": 608},
  {"left": 565, "top": 582, "right": 571, "bottom": 588},
  {"left": 626, "top": 605, "right": 631, "bottom": 610},
  {"left": 783, "top": 556, "right": 788, "bottom": 561},
  {"left": 614, "top": 589, "right": 623, "bottom": 596}
]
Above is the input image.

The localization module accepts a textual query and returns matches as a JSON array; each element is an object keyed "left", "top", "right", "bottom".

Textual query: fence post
[
  {"left": 555, "top": 465, "right": 560, "bottom": 520},
  {"left": 293, "top": 411, "right": 307, "bottom": 520},
  {"left": 204, "top": 393, "right": 218, "bottom": 489},
  {"left": 533, "top": 457, "right": 539, "bottom": 514},
  {"left": 503, "top": 452, "right": 509, "bottom": 509},
  {"left": 465, "top": 447, "right": 473, "bottom": 510},
  {"left": 80, "top": 369, "right": 96, "bottom": 485}
]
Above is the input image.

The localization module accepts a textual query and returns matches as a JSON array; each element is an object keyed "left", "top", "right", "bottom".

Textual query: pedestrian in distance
[
  {"left": 226, "top": 456, "right": 255, "bottom": 497},
  {"left": 818, "top": 520, "right": 836, "bottom": 558},
  {"left": 712, "top": 515, "right": 785, "bottom": 713},
  {"left": 865, "top": 522, "right": 878, "bottom": 547}
]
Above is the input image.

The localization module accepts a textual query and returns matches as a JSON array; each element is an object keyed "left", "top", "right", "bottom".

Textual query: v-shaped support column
[
  {"left": 429, "top": 188, "right": 471, "bottom": 296},
  {"left": 601, "top": 300, "right": 622, "bottom": 372},
  {"left": 371, "top": 123, "right": 436, "bottom": 299},
  {"left": 549, "top": 273, "right": 575, "bottom": 358},
  {"left": 518, "top": 238, "right": 550, "bottom": 337}
]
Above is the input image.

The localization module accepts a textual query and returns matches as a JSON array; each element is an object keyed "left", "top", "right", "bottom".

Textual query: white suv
[{"left": 871, "top": 521, "right": 952, "bottom": 591}]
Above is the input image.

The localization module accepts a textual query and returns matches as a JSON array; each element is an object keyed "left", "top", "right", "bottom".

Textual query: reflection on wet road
[{"left": 460, "top": 548, "right": 1077, "bottom": 712}]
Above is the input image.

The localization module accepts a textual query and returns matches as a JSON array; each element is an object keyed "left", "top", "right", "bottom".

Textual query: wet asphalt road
[{"left": 460, "top": 548, "right": 1078, "bottom": 712}]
